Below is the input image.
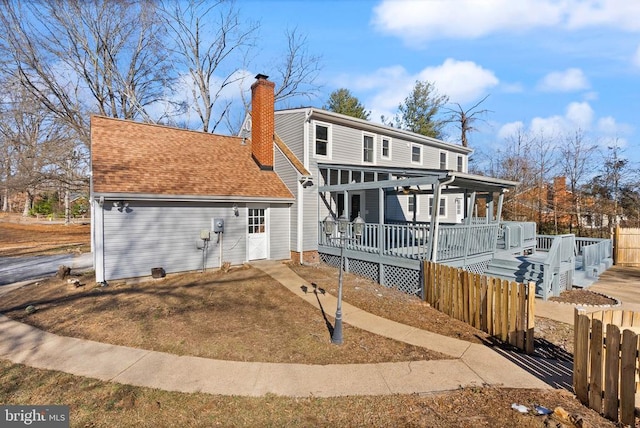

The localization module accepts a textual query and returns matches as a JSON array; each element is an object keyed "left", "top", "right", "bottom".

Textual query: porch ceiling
[{"left": 318, "top": 164, "right": 518, "bottom": 194}]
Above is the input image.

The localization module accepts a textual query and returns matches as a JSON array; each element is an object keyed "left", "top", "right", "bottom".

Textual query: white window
[
  {"left": 457, "top": 155, "right": 463, "bottom": 172},
  {"left": 455, "top": 198, "right": 462, "bottom": 215},
  {"left": 314, "top": 123, "right": 330, "bottom": 157},
  {"left": 411, "top": 144, "right": 422, "bottom": 164},
  {"left": 381, "top": 137, "right": 391, "bottom": 159},
  {"left": 363, "top": 133, "right": 375, "bottom": 163},
  {"left": 439, "top": 151, "right": 447, "bottom": 170},
  {"left": 429, "top": 197, "right": 447, "bottom": 217},
  {"left": 408, "top": 195, "right": 419, "bottom": 214}
]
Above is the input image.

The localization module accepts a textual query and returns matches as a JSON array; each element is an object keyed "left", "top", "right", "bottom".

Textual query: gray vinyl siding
[
  {"left": 269, "top": 204, "right": 291, "bottom": 259},
  {"left": 101, "top": 201, "right": 246, "bottom": 280},
  {"left": 274, "top": 148, "right": 298, "bottom": 252},
  {"left": 300, "top": 180, "right": 318, "bottom": 251},
  {"left": 275, "top": 111, "right": 305, "bottom": 161}
]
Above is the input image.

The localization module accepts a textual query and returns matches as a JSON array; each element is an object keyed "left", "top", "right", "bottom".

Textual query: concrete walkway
[
  {"left": 536, "top": 265, "right": 640, "bottom": 325},
  {"left": 0, "top": 260, "right": 552, "bottom": 397}
]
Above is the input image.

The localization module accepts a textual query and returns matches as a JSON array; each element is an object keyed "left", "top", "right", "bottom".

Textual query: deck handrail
[
  {"left": 539, "top": 234, "right": 576, "bottom": 299},
  {"left": 318, "top": 221, "right": 499, "bottom": 262}
]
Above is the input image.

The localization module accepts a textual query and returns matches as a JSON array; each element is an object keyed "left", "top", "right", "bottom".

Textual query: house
[
  {"left": 90, "top": 75, "right": 294, "bottom": 283},
  {"left": 91, "top": 74, "right": 518, "bottom": 288}
]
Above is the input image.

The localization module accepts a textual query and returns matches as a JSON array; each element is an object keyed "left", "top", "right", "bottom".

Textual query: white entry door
[{"left": 247, "top": 206, "right": 268, "bottom": 260}]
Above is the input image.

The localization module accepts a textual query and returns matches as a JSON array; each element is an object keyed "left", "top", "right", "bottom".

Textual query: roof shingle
[{"left": 91, "top": 116, "right": 293, "bottom": 200}]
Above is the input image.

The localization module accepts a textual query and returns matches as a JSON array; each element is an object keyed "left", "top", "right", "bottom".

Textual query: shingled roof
[{"left": 91, "top": 115, "right": 293, "bottom": 200}]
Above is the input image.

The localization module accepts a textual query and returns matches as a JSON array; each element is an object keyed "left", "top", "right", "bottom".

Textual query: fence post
[
  {"left": 525, "top": 282, "right": 535, "bottom": 354},
  {"left": 573, "top": 308, "right": 589, "bottom": 404},
  {"left": 619, "top": 329, "right": 637, "bottom": 426},
  {"left": 588, "top": 318, "right": 603, "bottom": 413},
  {"left": 603, "top": 324, "right": 621, "bottom": 421}
]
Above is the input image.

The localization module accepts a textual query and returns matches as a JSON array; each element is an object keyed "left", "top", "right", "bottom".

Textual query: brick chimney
[{"left": 251, "top": 74, "right": 275, "bottom": 170}]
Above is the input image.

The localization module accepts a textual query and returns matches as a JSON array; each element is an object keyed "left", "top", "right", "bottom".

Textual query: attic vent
[{"left": 243, "top": 117, "right": 252, "bottom": 132}]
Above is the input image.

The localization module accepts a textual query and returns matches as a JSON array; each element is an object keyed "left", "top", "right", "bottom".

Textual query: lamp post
[{"left": 322, "top": 213, "right": 365, "bottom": 345}]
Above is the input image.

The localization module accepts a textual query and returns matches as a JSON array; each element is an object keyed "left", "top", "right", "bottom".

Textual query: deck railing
[
  {"left": 499, "top": 221, "right": 537, "bottom": 251},
  {"left": 319, "top": 221, "right": 499, "bottom": 262},
  {"left": 537, "top": 234, "right": 576, "bottom": 299}
]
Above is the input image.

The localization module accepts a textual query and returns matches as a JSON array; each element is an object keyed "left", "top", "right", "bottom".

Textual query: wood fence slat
[
  {"left": 621, "top": 311, "right": 632, "bottom": 328},
  {"left": 632, "top": 311, "right": 640, "bottom": 327},
  {"left": 485, "top": 277, "right": 497, "bottom": 336},
  {"left": 574, "top": 312, "right": 590, "bottom": 404},
  {"left": 463, "top": 271, "right": 470, "bottom": 323},
  {"left": 603, "top": 324, "right": 621, "bottom": 421},
  {"left": 493, "top": 278, "right": 501, "bottom": 337},
  {"left": 501, "top": 279, "right": 509, "bottom": 342},
  {"left": 525, "top": 282, "right": 535, "bottom": 354},
  {"left": 516, "top": 283, "right": 525, "bottom": 350},
  {"left": 475, "top": 274, "right": 482, "bottom": 329},
  {"left": 611, "top": 310, "right": 621, "bottom": 327},
  {"left": 588, "top": 318, "right": 604, "bottom": 413},
  {"left": 509, "top": 281, "right": 518, "bottom": 346},
  {"left": 620, "top": 330, "right": 637, "bottom": 426}
]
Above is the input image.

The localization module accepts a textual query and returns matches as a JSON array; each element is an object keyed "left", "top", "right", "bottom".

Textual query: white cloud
[
  {"left": 372, "top": 0, "right": 640, "bottom": 44},
  {"left": 497, "top": 121, "right": 525, "bottom": 140},
  {"left": 346, "top": 59, "right": 499, "bottom": 122},
  {"left": 537, "top": 68, "right": 590, "bottom": 92},
  {"left": 566, "top": 101, "right": 594, "bottom": 128},
  {"left": 417, "top": 59, "right": 499, "bottom": 104}
]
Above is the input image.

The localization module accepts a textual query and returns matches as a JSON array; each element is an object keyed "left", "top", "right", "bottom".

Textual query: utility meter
[{"left": 213, "top": 218, "right": 224, "bottom": 233}]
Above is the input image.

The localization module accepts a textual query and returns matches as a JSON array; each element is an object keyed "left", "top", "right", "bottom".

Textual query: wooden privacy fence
[
  {"left": 423, "top": 261, "right": 535, "bottom": 354},
  {"left": 573, "top": 308, "right": 640, "bottom": 426},
  {"left": 615, "top": 226, "right": 640, "bottom": 266}
]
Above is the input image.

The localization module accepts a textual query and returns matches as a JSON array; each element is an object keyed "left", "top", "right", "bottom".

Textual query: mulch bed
[{"left": 548, "top": 289, "right": 618, "bottom": 306}]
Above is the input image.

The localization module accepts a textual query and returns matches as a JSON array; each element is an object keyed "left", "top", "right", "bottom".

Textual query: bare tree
[
  {"left": 161, "top": 0, "right": 258, "bottom": 133},
  {"left": 0, "top": 79, "right": 74, "bottom": 216},
  {"left": 0, "top": 0, "right": 172, "bottom": 146},
  {"left": 272, "top": 27, "right": 322, "bottom": 106},
  {"left": 557, "top": 129, "right": 597, "bottom": 234},
  {"left": 445, "top": 95, "right": 491, "bottom": 147}
]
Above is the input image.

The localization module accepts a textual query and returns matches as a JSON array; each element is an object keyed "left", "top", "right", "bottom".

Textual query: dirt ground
[{"left": 0, "top": 217, "right": 633, "bottom": 427}]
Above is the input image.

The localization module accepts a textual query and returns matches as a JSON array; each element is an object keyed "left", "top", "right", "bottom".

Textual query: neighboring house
[
  {"left": 92, "top": 74, "right": 516, "bottom": 286},
  {"left": 90, "top": 75, "right": 294, "bottom": 283}
]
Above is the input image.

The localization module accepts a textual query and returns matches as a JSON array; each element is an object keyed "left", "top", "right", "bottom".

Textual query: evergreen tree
[
  {"left": 390, "top": 81, "right": 449, "bottom": 139},
  {"left": 324, "top": 88, "right": 370, "bottom": 120}
]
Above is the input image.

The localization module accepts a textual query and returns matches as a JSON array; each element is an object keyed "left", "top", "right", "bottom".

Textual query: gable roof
[
  {"left": 274, "top": 133, "right": 310, "bottom": 176},
  {"left": 91, "top": 116, "right": 293, "bottom": 200}
]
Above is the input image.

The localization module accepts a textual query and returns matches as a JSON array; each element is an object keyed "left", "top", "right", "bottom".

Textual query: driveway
[{"left": 0, "top": 252, "right": 93, "bottom": 287}]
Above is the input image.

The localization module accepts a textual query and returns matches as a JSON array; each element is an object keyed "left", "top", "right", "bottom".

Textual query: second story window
[
  {"left": 439, "top": 152, "right": 447, "bottom": 170},
  {"left": 381, "top": 137, "right": 391, "bottom": 159},
  {"left": 411, "top": 144, "right": 422, "bottom": 164},
  {"left": 363, "top": 134, "right": 374, "bottom": 163},
  {"left": 457, "top": 155, "right": 463, "bottom": 172},
  {"left": 315, "top": 124, "right": 329, "bottom": 157}
]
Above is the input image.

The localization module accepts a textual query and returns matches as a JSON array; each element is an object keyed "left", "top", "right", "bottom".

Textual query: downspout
[
  {"left": 299, "top": 110, "right": 311, "bottom": 264},
  {"left": 429, "top": 175, "right": 456, "bottom": 262}
]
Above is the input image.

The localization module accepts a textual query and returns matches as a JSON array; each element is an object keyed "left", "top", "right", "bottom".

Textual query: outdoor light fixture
[
  {"left": 232, "top": 204, "right": 239, "bottom": 216},
  {"left": 322, "top": 212, "right": 365, "bottom": 345}
]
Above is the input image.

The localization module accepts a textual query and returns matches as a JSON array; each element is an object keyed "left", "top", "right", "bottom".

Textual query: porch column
[
  {"left": 429, "top": 183, "right": 443, "bottom": 262},
  {"left": 466, "top": 191, "right": 476, "bottom": 225},
  {"left": 496, "top": 191, "right": 505, "bottom": 222},
  {"left": 378, "top": 186, "right": 385, "bottom": 286}
]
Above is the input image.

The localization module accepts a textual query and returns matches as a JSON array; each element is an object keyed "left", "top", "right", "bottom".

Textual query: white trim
[
  {"left": 411, "top": 143, "right": 422, "bottom": 165},
  {"left": 312, "top": 120, "right": 332, "bottom": 160},
  {"left": 457, "top": 154, "right": 464, "bottom": 172},
  {"left": 362, "top": 131, "right": 376, "bottom": 164},
  {"left": 380, "top": 136, "right": 392, "bottom": 160},
  {"left": 439, "top": 150, "right": 448, "bottom": 170},
  {"left": 428, "top": 196, "right": 447, "bottom": 218}
]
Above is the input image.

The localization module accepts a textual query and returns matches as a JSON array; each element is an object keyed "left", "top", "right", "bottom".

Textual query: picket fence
[
  {"left": 423, "top": 261, "right": 535, "bottom": 354},
  {"left": 573, "top": 308, "right": 640, "bottom": 426}
]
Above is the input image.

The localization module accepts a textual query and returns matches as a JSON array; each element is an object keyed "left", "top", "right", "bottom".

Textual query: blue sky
[{"left": 240, "top": 0, "right": 640, "bottom": 168}]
